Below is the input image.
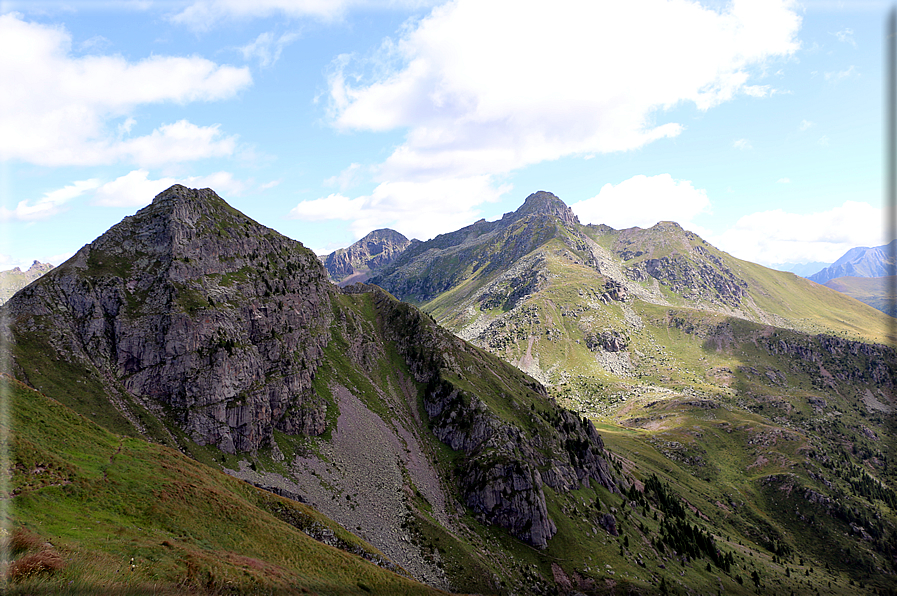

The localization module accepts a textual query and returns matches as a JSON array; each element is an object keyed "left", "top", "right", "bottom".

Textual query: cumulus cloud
[
  {"left": 799, "top": 119, "right": 814, "bottom": 131},
  {"left": 733, "top": 138, "right": 752, "bottom": 150},
  {"left": 93, "top": 169, "right": 248, "bottom": 208},
  {"left": 0, "top": 179, "right": 101, "bottom": 221},
  {"left": 777, "top": 177, "right": 790, "bottom": 183},
  {"left": 307, "top": 0, "right": 800, "bottom": 234},
  {"left": 239, "top": 31, "right": 300, "bottom": 68},
  {"left": 0, "top": 13, "right": 251, "bottom": 166},
  {"left": 712, "top": 201, "right": 884, "bottom": 265},
  {"left": 289, "top": 175, "right": 511, "bottom": 240},
  {"left": 570, "top": 174, "right": 710, "bottom": 231},
  {"left": 328, "top": 0, "right": 801, "bottom": 181}
]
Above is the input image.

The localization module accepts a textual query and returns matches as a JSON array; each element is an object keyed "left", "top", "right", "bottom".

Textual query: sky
[{"left": 0, "top": 0, "right": 891, "bottom": 272}]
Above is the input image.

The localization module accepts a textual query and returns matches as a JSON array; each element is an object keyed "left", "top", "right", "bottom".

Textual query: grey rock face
[
  {"left": 324, "top": 228, "right": 411, "bottom": 285},
  {"left": 6, "top": 185, "right": 335, "bottom": 453},
  {"left": 373, "top": 289, "right": 617, "bottom": 548},
  {"left": 509, "top": 191, "right": 580, "bottom": 227}
]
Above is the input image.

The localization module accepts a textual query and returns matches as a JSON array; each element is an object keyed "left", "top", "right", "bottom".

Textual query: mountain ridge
[
  {"left": 4, "top": 184, "right": 631, "bottom": 594},
  {"left": 809, "top": 239, "right": 897, "bottom": 283}
]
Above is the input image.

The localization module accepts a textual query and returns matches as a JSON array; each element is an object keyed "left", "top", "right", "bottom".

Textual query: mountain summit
[
  {"left": 323, "top": 228, "right": 411, "bottom": 285},
  {"left": 507, "top": 190, "right": 580, "bottom": 226}
]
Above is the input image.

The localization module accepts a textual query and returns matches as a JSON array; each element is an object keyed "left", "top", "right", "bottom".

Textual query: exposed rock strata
[{"left": 6, "top": 185, "right": 335, "bottom": 453}]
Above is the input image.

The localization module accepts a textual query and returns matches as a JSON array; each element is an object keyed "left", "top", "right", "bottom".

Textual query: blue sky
[{"left": 0, "top": 0, "right": 889, "bottom": 271}]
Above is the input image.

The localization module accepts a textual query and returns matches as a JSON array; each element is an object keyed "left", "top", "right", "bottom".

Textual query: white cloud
[
  {"left": 834, "top": 28, "right": 856, "bottom": 47},
  {"left": 117, "top": 120, "right": 239, "bottom": 167},
  {"left": 239, "top": 31, "right": 300, "bottom": 68},
  {"left": 172, "top": 0, "right": 437, "bottom": 30},
  {"left": 0, "top": 178, "right": 101, "bottom": 221},
  {"left": 799, "top": 119, "right": 814, "bottom": 131},
  {"left": 323, "top": 163, "right": 365, "bottom": 190},
  {"left": 93, "top": 169, "right": 248, "bottom": 208},
  {"left": 712, "top": 201, "right": 884, "bottom": 265},
  {"left": 733, "top": 138, "right": 753, "bottom": 150},
  {"left": 0, "top": 13, "right": 251, "bottom": 166},
  {"left": 777, "top": 177, "right": 790, "bottom": 183},
  {"left": 743, "top": 84, "right": 772, "bottom": 97},
  {"left": 328, "top": 0, "right": 801, "bottom": 182},
  {"left": 818, "top": 135, "right": 830, "bottom": 146},
  {"left": 824, "top": 65, "right": 856, "bottom": 83},
  {"left": 289, "top": 175, "right": 511, "bottom": 240},
  {"left": 570, "top": 174, "right": 711, "bottom": 231}
]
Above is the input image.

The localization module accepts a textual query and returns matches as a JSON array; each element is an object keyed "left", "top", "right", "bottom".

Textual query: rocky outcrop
[
  {"left": 643, "top": 252, "right": 746, "bottom": 307},
  {"left": 6, "top": 185, "right": 335, "bottom": 453},
  {"left": 585, "top": 330, "right": 628, "bottom": 353},
  {"left": 323, "top": 228, "right": 411, "bottom": 285},
  {"left": 0, "top": 261, "right": 54, "bottom": 304},
  {"left": 372, "top": 288, "right": 617, "bottom": 548},
  {"left": 761, "top": 333, "right": 896, "bottom": 388},
  {"left": 506, "top": 191, "right": 580, "bottom": 227}
]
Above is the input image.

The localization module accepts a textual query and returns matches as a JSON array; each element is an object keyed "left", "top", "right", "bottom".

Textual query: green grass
[{"left": 3, "top": 374, "right": 451, "bottom": 595}]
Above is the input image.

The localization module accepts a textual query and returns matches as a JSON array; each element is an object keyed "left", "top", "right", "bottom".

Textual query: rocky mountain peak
[
  {"left": 508, "top": 191, "right": 580, "bottom": 226},
  {"left": 324, "top": 227, "right": 412, "bottom": 285}
]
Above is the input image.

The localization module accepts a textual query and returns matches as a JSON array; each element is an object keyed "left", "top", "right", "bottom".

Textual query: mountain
[
  {"left": 6, "top": 185, "right": 895, "bottom": 594},
  {"left": 824, "top": 275, "right": 897, "bottom": 317},
  {"left": 0, "top": 260, "right": 53, "bottom": 304},
  {"left": 370, "top": 190, "right": 897, "bottom": 593},
  {"left": 4, "top": 185, "right": 632, "bottom": 594},
  {"left": 771, "top": 261, "right": 830, "bottom": 278},
  {"left": 809, "top": 240, "right": 897, "bottom": 284},
  {"left": 324, "top": 228, "right": 412, "bottom": 286}
]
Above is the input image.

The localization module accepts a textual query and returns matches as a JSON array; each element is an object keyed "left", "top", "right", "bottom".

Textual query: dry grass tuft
[
  {"left": 8, "top": 549, "right": 64, "bottom": 581},
  {"left": 9, "top": 527, "right": 44, "bottom": 555}
]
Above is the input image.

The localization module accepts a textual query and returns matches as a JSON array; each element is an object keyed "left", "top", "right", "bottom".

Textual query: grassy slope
[
  {"left": 415, "top": 224, "right": 895, "bottom": 594},
  {"left": 824, "top": 275, "right": 896, "bottom": 317},
  {"left": 2, "top": 374, "right": 450, "bottom": 596}
]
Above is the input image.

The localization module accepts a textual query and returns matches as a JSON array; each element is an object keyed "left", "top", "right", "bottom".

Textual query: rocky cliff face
[
  {"left": 323, "top": 228, "right": 411, "bottom": 285},
  {"left": 7, "top": 185, "right": 335, "bottom": 453},
  {"left": 369, "top": 287, "right": 617, "bottom": 548}
]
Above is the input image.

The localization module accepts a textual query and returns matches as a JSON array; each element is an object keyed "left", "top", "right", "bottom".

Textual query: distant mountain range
[{"left": 771, "top": 261, "right": 831, "bottom": 278}]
